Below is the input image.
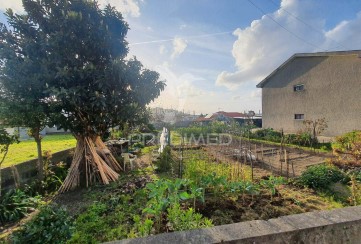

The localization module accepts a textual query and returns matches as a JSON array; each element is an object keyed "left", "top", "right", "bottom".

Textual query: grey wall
[
  {"left": 108, "top": 206, "right": 361, "bottom": 244},
  {"left": 1, "top": 148, "right": 73, "bottom": 192},
  {"left": 262, "top": 55, "right": 361, "bottom": 136}
]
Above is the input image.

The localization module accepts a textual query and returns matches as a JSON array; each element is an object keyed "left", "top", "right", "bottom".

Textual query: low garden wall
[
  {"left": 1, "top": 148, "right": 74, "bottom": 192},
  {"left": 108, "top": 206, "right": 361, "bottom": 244}
]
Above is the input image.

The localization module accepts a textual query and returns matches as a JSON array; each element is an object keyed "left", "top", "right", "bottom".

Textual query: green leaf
[{"left": 179, "top": 191, "right": 190, "bottom": 200}]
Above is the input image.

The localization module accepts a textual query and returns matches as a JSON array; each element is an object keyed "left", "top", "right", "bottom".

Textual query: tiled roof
[{"left": 214, "top": 111, "right": 247, "bottom": 118}]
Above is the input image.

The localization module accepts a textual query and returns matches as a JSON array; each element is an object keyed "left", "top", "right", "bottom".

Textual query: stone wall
[
  {"left": 1, "top": 148, "right": 73, "bottom": 191},
  {"left": 108, "top": 206, "right": 361, "bottom": 244}
]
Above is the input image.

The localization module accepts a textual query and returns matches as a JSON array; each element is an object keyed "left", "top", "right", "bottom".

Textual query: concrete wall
[
  {"left": 262, "top": 54, "right": 361, "bottom": 136},
  {"left": 108, "top": 206, "right": 361, "bottom": 244},
  {"left": 45, "top": 126, "right": 66, "bottom": 134},
  {"left": 1, "top": 148, "right": 73, "bottom": 191}
]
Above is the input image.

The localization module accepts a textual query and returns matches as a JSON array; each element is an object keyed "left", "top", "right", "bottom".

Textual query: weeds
[
  {"left": 10, "top": 205, "right": 73, "bottom": 244},
  {"left": 0, "top": 189, "right": 42, "bottom": 225}
]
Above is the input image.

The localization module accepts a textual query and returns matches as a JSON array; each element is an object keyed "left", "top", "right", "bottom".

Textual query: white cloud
[
  {"left": 171, "top": 37, "right": 188, "bottom": 59},
  {"left": 159, "top": 45, "right": 167, "bottom": 55},
  {"left": 98, "top": 0, "right": 142, "bottom": 17},
  {"left": 180, "top": 24, "right": 187, "bottom": 30},
  {"left": 150, "top": 63, "right": 219, "bottom": 113},
  {"left": 250, "top": 89, "right": 261, "bottom": 98},
  {"left": 216, "top": 0, "right": 361, "bottom": 89},
  {"left": 177, "top": 79, "right": 206, "bottom": 99},
  {"left": 0, "top": 1, "right": 23, "bottom": 13},
  {"left": 0, "top": 0, "right": 142, "bottom": 17},
  {"left": 323, "top": 12, "right": 361, "bottom": 50}
]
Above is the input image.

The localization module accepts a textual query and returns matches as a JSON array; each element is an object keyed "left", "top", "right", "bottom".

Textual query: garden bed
[{"left": 1, "top": 141, "right": 358, "bottom": 243}]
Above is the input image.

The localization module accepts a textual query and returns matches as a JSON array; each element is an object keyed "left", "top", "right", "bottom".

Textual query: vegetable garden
[{"left": 3, "top": 130, "right": 361, "bottom": 243}]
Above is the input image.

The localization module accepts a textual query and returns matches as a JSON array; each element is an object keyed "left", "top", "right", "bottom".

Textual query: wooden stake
[{"left": 285, "top": 149, "right": 289, "bottom": 179}]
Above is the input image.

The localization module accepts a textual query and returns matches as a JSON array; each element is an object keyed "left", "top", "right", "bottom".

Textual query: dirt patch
[
  {"left": 204, "top": 142, "right": 331, "bottom": 179},
  {"left": 197, "top": 185, "right": 336, "bottom": 226},
  {"left": 53, "top": 188, "right": 95, "bottom": 217}
]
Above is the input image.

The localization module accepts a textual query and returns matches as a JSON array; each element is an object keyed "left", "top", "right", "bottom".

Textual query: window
[
  {"left": 294, "top": 114, "right": 304, "bottom": 120},
  {"left": 293, "top": 84, "right": 304, "bottom": 92}
]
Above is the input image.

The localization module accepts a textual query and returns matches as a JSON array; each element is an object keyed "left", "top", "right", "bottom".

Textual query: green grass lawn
[{"left": 2, "top": 134, "right": 76, "bottom": 168}]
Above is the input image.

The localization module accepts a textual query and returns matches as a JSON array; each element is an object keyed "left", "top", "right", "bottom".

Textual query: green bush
[
  {"left": 167, "top": 203, "right": 213, "bottom": 231},
  {"left": 11, "top": 205, "right": 73, "bottom": 244},
  {"left": 298, "top": 164, "right": 349, "bottom": 190},
  {"left": 295, "top": 132, "right": 313, "bottom": 147},
  {"left": 251, "top": 128, "right": 282, "bottom": 143},
  {"left": 332, "top": 131, "right": 361, "bottom": 154},
  {"left": 155, "top": 146, "right": 172, "bottom": 172},
  {"left": 69, "top": 203, "right": 109, "bottom": 243},
  {"left": 132, "top": 142, "right": 144, "bottom": 149},
  {"left": 0, "top": 189, "right": 42, "bottom": 225}
]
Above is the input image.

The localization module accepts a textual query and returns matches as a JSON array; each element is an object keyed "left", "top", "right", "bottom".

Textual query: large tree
[
  {"left": 0, "top": 9, "right": 53, "bottom": 180},
  {"left": 1, "top": 0, "right": 165, "bottom": 192}
]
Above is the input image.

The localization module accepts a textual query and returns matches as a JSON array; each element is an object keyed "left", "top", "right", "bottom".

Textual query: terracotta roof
[
  {"left": 194, "top": 117, "right": 212, "bottom": 122},
  {"left": 214, "top": 111, "right": 247, "bottom": 118},
  {"left": 256, "top": 50, "right": 361, "bottom": 88}
]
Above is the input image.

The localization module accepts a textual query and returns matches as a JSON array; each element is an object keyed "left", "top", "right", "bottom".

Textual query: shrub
[
  {"left": 260, "top": 176, "right": 286, "bottom": 201},
  {"left": 11, "top": 205, "right": 73, "bottom": 244},
  {"left": 294, "top": 132, "right": 313, "bottom": 147},
  {"left": 132, "top": 142, "right": 144, "bottom": 149},
  {"left": 155, "top": 146, "right": 172, "bottom": 172},
  {"left": 0, "top": 189, "right": 42, "bottom": 225},
  {"left": 251, "top": 128, "right": 282, "bottom": 143},
  {"left": 167, "top": 203, "right": 213, "bottom": 231},
  {"left": 332, "top": 131, "right": 361, "bottom": 165},
  {"left": 298, "top": 164, "right": 349, "bottom": 190}
]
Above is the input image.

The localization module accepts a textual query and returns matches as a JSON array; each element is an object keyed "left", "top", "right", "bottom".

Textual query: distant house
[
  {"left": 193, "top": 111, "right": 262, "bottom": 127},
  {"left": 5, "top": 126, "right": 67, "bottom": 140},
  {"left": 257, "top": 50, "right": 361, "bottom": 137},
  {"left": 193, "top": 114, "right": 213, "bottom": 126}
]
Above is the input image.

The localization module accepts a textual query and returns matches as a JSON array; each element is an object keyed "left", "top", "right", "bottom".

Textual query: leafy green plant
[
  {"left": 129, "top": 215, "right": 154, "bottom": 238},
  {"left": 261, "top": 176, "right": 286, "bottom": 201},
  {"left": 11, "top": 205, "right": 73, "bottom": 244},
  {"left": 252, "top": 128, "right": 282, "bottom": 143},
  {"left": 298, "top": 164, "right": 349, "bottom": 190},
  {"left": 167, "top": 203, "right": 213, "bottom": 231},
  {"left": 189, "top": 184, "right": 204, "bottom": 208},
  {"left": 25, "top": 151, "right": 68, "bottom": 196},
  {"left": 227, "top": 180, "right": 259, "bottom": 203},
  {"left": 0, "top": 189, "right": 42, "bottom": 225},
  {"left": 332, "top": 131, "right": 361, "bottom": 166},
  {"left": 70, "top": 189, "right": 149, "bottom": 243},
  {"left": 143, "top": 179, "right": 180, "bottom": 232},
  {"left": 199, "top": 172, "right": 227, "bottom": 197},
  {"left": 0, "top": 128, "right": 19, "bottom": 196}
]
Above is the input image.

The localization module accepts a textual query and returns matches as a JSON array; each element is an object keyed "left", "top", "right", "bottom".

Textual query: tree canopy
[{"left": 0, "top": 0, "right": 166, "bottom": 191}]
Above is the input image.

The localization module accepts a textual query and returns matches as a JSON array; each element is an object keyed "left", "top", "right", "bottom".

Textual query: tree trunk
[
  {"left": 59, "top": 135, "right": 122, "bottom": 193},
  {"left": 0, "top": 145, "right": 10, "bottom": 197},
  {"left": 33, "top": 129, "right": 44, "bottom": 181}
]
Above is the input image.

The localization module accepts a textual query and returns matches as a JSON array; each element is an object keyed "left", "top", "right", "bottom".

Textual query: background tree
[
  {"left": 1, "top": 0, "right": 165, "bottom": 192},
  {"left": 303, "top": 117, "right": 328, "bottom": 148},
  {"left": 0, "top": 128, "right": 19, "bottom": 196},
  {"left": 0, "top": 10, "right": 54, "bottom": 180}
]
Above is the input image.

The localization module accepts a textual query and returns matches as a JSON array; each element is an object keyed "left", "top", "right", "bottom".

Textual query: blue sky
[{"left": 1, "top": 0, "right": 361, "bottom": 115}]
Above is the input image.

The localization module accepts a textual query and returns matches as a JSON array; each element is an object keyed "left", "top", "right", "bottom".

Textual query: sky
[{"left": 1, "top": 0, "right": 361, "bottom": 115}]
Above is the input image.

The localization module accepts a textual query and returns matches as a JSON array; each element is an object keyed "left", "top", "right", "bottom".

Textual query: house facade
[{"left": 257, "top": 50, "right": 361, "bottom": 137}]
